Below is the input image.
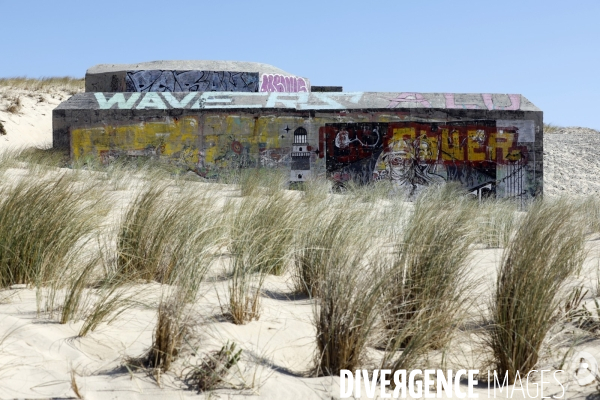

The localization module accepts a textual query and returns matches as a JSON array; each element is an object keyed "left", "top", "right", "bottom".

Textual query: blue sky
[{"left": 1, "top": 0, "right": 598, "bottom": 129}]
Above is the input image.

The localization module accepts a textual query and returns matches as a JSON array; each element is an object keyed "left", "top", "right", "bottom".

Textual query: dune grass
[
  {"left": 235, "top": 167, "right": 289, "bottom": 197},
  {"left": 0, "top": 173, "right": 100, "bottom": 289},
  {"left": 0, "top": 77, "right": 84, "bottom": 94},
  {"left": 184, "top": 341, "right": 242, "bottom": 393},
  {"left": 2, "top": 148, "right": 595, "bottom": 391},
  {"left": 298, "top": 175, "right": 331, "bottom": 203},
  {"left": 225, "top": 193, "right": 297, "bottom": 324},
  {"left": 474, "top": 198, "right": 520, "bottom": 248},
  {"left": 378, "top": 185, "right": 476, "bottom": 373},
  {"left": 228, "top": 192, "right": 297, "bottom": 276},
  {"left": 487, "top": 198, "right": 587, "bottom": 383},
  {"left": 2, "top": 95, "right": 22, "bottom": 114},
  {"left": 116, "top": 184, "right": 223, "bottom": 288},
  {"left": 292, "top": 197, "right": 357, "bottom": 297},
  {"left": 543, "top": 123, "right": 562, "bottom": 134},
  {"left": 306, "top": 200, "right": 386, "bottom": 376}
]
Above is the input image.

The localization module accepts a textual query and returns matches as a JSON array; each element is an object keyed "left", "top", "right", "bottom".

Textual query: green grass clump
[
  {"left": 311, "top": 202, "right": 383, "bottom": 376},
  {"left": 225, "top": 193, "right": 297, "bottom": 324},
  {"left": 116, "top": 184, "right": 222, "bottom": 288},
  {"left": 0, "top": 174, "right": 99, "bottom": 288},
  {"left": 487, "top": 198, "right": 586, "bottom": 383},
  {"left": 227, "top": 192, "right": 296, "bottom": 276},
  {"left": 381, "top": 185, "right": 476, "bottom": 371},
  {"left": 292, "top": 198, "right": 355, "bottom": 297}
]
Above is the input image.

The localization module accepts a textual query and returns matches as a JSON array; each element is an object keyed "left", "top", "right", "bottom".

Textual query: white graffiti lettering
[
  {"left": 135, "top": 92, "right": 167, "bottom": 110},
  {"left": 162, "top": 92, "right": 196, "bottom": 108},
  {"left": 95, "top": 93, "right": 141, "bottom": 109}
]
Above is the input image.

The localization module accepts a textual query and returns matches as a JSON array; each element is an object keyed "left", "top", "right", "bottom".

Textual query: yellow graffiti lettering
[
  {"left": 391, "top": 127, "right": 415, "bottom": 143},
  {"left": 467, "top": 129, "right": 486, "bottom": 161},
  {"left": 489, "top": 132, "right": 515, "bottom": 161},
  {"left": 441, "top": 128, "right": 464, "bottom": 161},
  {"left": 419, "top": 132, "right": 438, "bottom": 161},
  {"left": 71, "top": 116, "right": 200, "bottom": 162}
]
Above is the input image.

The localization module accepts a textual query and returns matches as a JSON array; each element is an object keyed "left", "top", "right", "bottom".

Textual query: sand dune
[{"left": 1, "top": 87, "right": 600, "bottom": 399}]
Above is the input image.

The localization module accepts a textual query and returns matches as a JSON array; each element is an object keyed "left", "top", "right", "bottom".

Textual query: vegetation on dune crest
[{"left": 0, "top": 76, "right": 84, "bottom": 93}]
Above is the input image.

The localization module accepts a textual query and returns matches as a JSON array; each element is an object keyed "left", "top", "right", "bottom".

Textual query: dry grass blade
[
  {"left": 70, "top": 368, "right": 84, "bottom": 399},
  {"left": 487, "top": 198, "right": 586, "bottom": 383}
]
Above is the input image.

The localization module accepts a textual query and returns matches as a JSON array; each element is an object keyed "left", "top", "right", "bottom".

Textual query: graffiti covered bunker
[{"left": 53, "top": 60, "right": 543, "bottom": 199}]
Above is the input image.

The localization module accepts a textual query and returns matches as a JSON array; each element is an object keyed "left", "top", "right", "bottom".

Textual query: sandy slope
[
  {"left": 0, "top": 87, "right": 70, "bottom": 150},
  {"left": 1, "top": 90, "right": 600, "bottom": 399}
]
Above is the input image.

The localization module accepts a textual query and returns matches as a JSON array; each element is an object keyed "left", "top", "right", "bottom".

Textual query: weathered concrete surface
[
  {"left": 85, "top": 60, "right": 311, "bottom": 93},
  {"left": 311, "top": 86, "right": 343, "bottom": 92},
  {"left": 53, "top": 91, "right": 543, "bottom": 199}
]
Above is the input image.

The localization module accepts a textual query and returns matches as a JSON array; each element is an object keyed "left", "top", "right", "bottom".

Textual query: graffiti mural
[
  {"left": 260, "top": 74, "right": 309, "bottom": 92},
  {"left": 319, "top": 122, "right": 529, "bottom": 197},
  {"left": 319, "top": 123, "right": 387, "bottom": 184},
  {"left": 290, "top": 127, "right": 312, "bottom": 181},
  {"left": 125, "top": 70, "right": 260, "bottom": 92},
  {"left": 57, "top": 89, "right": 541, "bottom": 199},
  {"left": 71, "top": 116, "right": 202, "bottom": 172}
]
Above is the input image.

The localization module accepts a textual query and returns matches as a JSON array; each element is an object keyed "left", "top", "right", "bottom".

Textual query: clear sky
[{"left": 1, "top": 0, "right": 598, "bottom": 129}]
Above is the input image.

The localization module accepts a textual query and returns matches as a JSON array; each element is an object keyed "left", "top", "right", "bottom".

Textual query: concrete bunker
[{"left": 53, "top": 60, "right": 543, "bottom": 199}]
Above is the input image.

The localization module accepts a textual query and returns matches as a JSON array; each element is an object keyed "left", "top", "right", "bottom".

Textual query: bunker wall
[{"left": 53, "top": 92, "right": 543, "bottom": 199}]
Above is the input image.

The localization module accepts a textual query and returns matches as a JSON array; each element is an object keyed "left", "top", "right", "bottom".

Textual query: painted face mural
[
  {"left": 374, "top": 136, "right": 445, "bottom": 196},
  {"left": 317, "top": 121, "right": 528, "bottom": 197}
]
